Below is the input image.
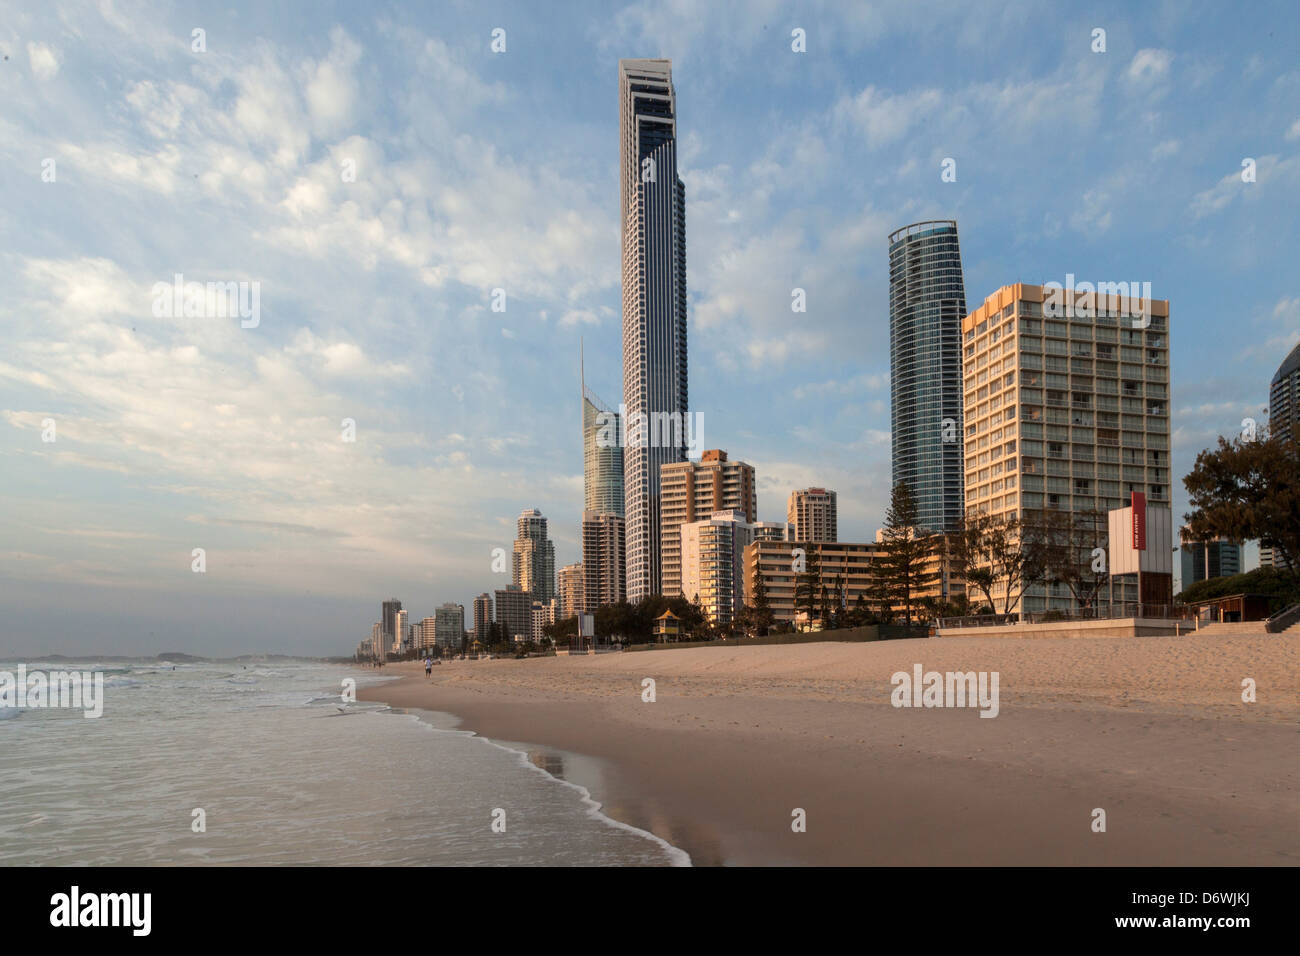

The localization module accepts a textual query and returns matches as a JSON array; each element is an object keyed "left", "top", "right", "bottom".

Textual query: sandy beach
[{"left": 360, "top": 634, "right": 1300, "bottom": 866}]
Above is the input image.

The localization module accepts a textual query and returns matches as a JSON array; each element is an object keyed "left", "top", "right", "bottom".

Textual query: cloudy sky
[{"left": 2, "top": 0, "right": 1297, "bottom": 656}]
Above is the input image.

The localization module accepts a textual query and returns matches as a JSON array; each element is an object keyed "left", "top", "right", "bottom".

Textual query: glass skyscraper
[
  {"left": 620, "top": 58, "right": 688, "bottom": 601},
  {"left": 888, "top": 220, "right": 967, "bottom": 532},
  {"left": 581, "top": 345, "right": 623, "bottom": 517}
]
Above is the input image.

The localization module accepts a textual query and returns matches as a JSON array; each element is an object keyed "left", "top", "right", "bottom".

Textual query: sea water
[{"left": 0, "top": 659, "right": 686, "bottom": 866}]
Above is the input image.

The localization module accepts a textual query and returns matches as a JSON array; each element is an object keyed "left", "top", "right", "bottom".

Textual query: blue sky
[{"left": 2, "top": 0, "right": 1297, "bottom": 655}]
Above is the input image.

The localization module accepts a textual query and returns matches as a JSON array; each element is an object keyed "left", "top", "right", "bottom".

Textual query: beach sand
[{"left": 360, "top": 634, "right": 1299, "bottom": 865}]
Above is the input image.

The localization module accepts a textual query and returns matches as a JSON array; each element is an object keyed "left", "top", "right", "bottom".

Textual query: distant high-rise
[
  {"left": 582, "top": 510, "right": 627, "bottom": 611},
  {"left": 434, "top": 603, "right": 465, "bottom": 652},
  {"left": 418, "top": 617, "right": 437, "bottom": 652},
  {"left": 1269, "top": 341, "right": 1300, "bottom": 441},
  {"left": 787, "top": 488, "right": 838, "bottom": 542},
  {"left": 582, "top": 344, "right": 624, "bottom": 517},
  {"left": 381, "top": 598, "right": 402, "bottom": 644},
  {"left": 889, "top": 220, "right": 967, "bottom": 532},
  {"left": 620, "top": 58, "right": 689, "bottom": 601},
  {"left": 494, "top": 585, "right": 532, "bottom": 642},
  {"left": 393, "top": 608, "right": 408, "bottom": 655},
  {"left": 1179, "top": 530, "right": 1241, "bottom": 589},
  {"left": 472, "top": 593, "right": 493, "bottom": 640},
  {"left": 512, "top": 509, "right": 556, "bottom": 602},
  {"left": 659, "top": 450, "right": 756, "bottom": 597}
]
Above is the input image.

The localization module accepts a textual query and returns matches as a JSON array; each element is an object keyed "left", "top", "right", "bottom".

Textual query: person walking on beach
[{"left": 424, "top": 657, "right": 433, "bottom": 678}]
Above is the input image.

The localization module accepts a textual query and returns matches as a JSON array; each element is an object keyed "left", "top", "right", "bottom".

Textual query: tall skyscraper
[
  {"left": 582, "top": 510, "right": 627, "bottom": 611},
  {"left": 961, "top": 282, "right": 1171, "bottom": 614},
  {"left": 787, "top": 487, "right": 838, "bottom": 542},
  {"left": 512, "top": 508, "right": 556, "bottom": 602},
  {"left": 582, "top": 343, "right": 624, "bottom": 516},
  {"left": 620, "top": 58, "right": 689, "bottom": 602},
  {"left": 659, "top": 449, "right": 756, "bottom": 597},
  {"left": 889, "top": 220, "right": 968, "bottom": 532}
]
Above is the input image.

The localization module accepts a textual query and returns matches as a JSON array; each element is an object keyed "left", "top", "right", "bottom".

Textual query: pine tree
[
  {"left": 877, "top": 481, "right": 937, "bottom": 625},
  {"left": 751, "top": 567, "right": 774, "bottom": 635},
  {"left": 793, "top": 544, "right": 822, "bottom": 628}
]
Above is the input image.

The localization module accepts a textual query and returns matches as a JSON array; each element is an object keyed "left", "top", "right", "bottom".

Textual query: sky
[{"left": 1, "top": 0, "right": 1298, "bottom": 656}]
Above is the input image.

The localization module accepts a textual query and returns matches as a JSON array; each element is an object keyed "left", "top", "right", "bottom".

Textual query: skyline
[{"left": 3, "top": 1, "right": 1300, "bottom": 655}]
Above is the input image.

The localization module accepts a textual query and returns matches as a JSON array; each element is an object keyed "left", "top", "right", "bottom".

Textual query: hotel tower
[
  {"left": 619, "top": 58, "right": 689, "bottom": 601},
  {"left": 961, "top": 282, "right": 1171, "bottom": 614}
]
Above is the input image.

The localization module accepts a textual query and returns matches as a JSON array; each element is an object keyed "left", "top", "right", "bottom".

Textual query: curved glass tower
[
  {"left": 582, "top": 346, "right": 624, "bottom": 516},
  {"left": 888, "top": 220, "right": 967, "bottom": 532}
]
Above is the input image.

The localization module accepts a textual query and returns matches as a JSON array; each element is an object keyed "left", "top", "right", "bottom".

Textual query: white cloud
[
  {"left": 1127, "top": 48, "right": 1173, "bottom": 84},
  {"left": 835, "top": 85, "right": 944, "bottom": 148},
  {"left": 27, "top": 41, "right": 60, "bottom": 79}
]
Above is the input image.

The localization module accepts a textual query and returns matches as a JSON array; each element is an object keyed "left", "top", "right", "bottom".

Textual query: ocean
[{"left": 0, "top": 659, "right": 687, "bottom": 866}]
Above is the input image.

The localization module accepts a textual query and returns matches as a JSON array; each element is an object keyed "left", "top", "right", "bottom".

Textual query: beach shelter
[{"left": 653, "top": 609, "right": 683, "bottom": 643}]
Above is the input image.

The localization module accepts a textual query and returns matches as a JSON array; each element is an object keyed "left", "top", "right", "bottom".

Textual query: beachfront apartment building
[
  {"left": 787, "top": 487, "right": 838, "bottom": 542},
  {"left": 434, "top": 603, "right": 465, "bottom": 652},
  {"left": 660, "top": 450, "right": 757, "bottom": 598},
  {"left": 581, "top": 510, "right": 626, "bottom": 611},
  {"left": 961, "top": 282, "right": 1171, "bottom": 615},
  {"left": 558, "top": 562, "right": 584, "bottom": 619},
  {"left": 680, "top": 510, "right": 756, "bottom": 625},
  {"left": 743, "top": 539, "right": 960, "bottom": 626},
  {"left": 494, "top": 585, "right": 533, "bottom": 643},
  {"left": 472, "top": 593, "right": 492, "bottom": 641},
  {"left": 530, "top": 599, "right": 557, "bottom": 644}
]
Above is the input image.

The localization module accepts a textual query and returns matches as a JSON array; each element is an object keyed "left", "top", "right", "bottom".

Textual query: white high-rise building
[{"left": 680, "top": 510, "right": 757, "bottom": 626}]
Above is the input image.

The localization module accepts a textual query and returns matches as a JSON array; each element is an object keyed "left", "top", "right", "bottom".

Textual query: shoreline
[{"left": 360, "top": 636, "right": 1299, "bottom": 866}]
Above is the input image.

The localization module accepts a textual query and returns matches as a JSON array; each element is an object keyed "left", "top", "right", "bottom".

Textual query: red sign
[{"left": 1131, "top": 491, "right": 1147, "bottom": 551}]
